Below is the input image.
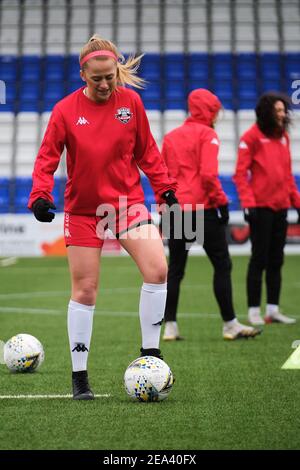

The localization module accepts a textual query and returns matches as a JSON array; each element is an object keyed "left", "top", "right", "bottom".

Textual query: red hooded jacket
[
  {"left": 234, "top": 123, "right": 300, "bottom": 210},
  {"left": 161, "top": 89, "right": 228, "bottom": 210}
]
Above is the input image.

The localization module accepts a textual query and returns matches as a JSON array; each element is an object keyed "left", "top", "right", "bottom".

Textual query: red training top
[
  {"left": 234, "top": 123, "right": 300, "bottom": 210},
  {"left": 161, "top": 88, "right": 228, "bottom": 210},
  {"left": 28, "top": 86, "right": 176, "bottom": 215}
]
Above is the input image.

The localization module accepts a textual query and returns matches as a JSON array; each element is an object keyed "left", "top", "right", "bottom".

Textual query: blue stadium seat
[
  {"left": 0, "top": 102, "right": 14, "bottom": 112},
  {"left": 14, "top": 178, "right": 65, "bottom": 212},
  {"left": 284, "top": 53, "right": 300, "bottom": 80},
  {"left": 212, "top": 54, "right": 233, "bottom": 80},
  {"left": 53, "top": 177, "right": 66, "bottom": 211},
  {"left": 45, "top": 55, "right": 65, "bottom": 81},
  {"left": 165, "top": 81, "right": 186, "bottom": 109},
  {"left": 0, "top": 81, "right": 16, "bottom": 111},
  {"left": 140, "top": 98, "right": 160, "bottom": 110},
  {"left": 67, "top": 55, "right": 80, "bottom": 81},
  {"left": 20, "top": 56, "right": 41, "bottom": 82},
  {"left": 19, "top": 82, "right": 40, "bottom": 112},
  {"left": 260, "top": 53, "right": 281, "bottom": 80},
  {"left": 52, "top": 178, "right": 63, "bottom": 210},
  {"left": 15, "top": 178, "right": 33, "bottom": 213},
  {"left": 13, "top": 179, "right": 63, "bottom": 213},
  {"left": 165, "top": 98, "right": 186, "bottom": 110},
  {"left": 0, "top": 178, "right": 10, "bottom": 213},
  {"left": 236, "top": 53, "right": 257, "bottom": 80},
  {"left": 20, "top": 82, "right": 40, "bottom": 102},
  {"left": 19, "top": 102, "right": 39, "bottom": 112},
  {"left": 0, "top": 55, "right": 17, "bottom": 81},
  {"left": 43, "top": 82, "right": 65, "bottom": 106},
  {"left": 284, "top": 53, "right": 300, "bottom": 106},
  {"left": 164, "top": 54, "right": 185, "bottom": 80},
  {"left": 237, "top": 80, "right": 258, "bottom": 109},
  {"left": 66, "top": 79, "right": 82, "bottom": 95},
  {"left": 141, "top": 81, "right": 161, "bottom": 104},
  {"left": 188, "top": 53, "right": 209, "bottom": 80},
  {"left": 0, "top": 61, "right": 15, "bottom": 110},
  {"left": 140, "top": 54, "right": 161, "bottom": 81},
  {"left": 52, "top": 180, "right": 60, "bottom": 200},
  {"left": 220, "top": 175, "right": 240, "bottom": 210},
  {"left": 165, "top": 81, "right": 185, "bottom": 100},
  {"left": 188, "top": 79, "right": 209, "bottom": 93},
  {"left": 261, "top": 79, "right": 282, "bottom": 93},
  {"left": 5, "top": 83, "right": 17, "bottom": 101},
  {"left": 4, "top": 51, "right": 298, "bottom": 115},
  {"left": 213, "top": 81, "right": 233, "bottom": 109},
  {"left": 141, "top": 175, "right": 155, "bottom": 211}
]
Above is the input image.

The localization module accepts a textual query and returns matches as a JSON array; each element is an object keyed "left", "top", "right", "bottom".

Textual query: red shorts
[{"left": 64, "top": 204, "right": 152, "bottom": 248}]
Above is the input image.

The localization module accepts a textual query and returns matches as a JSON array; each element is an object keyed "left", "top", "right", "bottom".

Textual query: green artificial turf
[{"left": 0, "top": 255, "right": 299, "bottom": 450}]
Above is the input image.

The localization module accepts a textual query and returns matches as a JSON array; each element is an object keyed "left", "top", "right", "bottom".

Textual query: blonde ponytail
[{"left": 80, "top": 35, "right": 145, "bottom": 89}]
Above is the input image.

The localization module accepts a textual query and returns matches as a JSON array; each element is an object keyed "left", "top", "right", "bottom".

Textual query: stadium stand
[{"left": 0, "top": 0, "right": 299, "bottom": 212}]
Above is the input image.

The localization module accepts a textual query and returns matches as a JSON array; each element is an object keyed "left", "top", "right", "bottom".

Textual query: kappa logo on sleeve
[
  {"left": 280, "top": 136, "right": 287, "bottom": 146},
  {"left": 115, "top": 107, "right": 133, "bottom": 124},
  {"left": 239, "top": 141, "right": 248, "bottom": 149}
]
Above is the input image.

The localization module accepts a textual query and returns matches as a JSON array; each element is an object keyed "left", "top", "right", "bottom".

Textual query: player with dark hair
[
  {"left": 234, "top": 92, "right": 300, "bottom": 325},
  {"left": 28, "top": 35, "right": 177, "bottom": 400},
  {"left": 161, "top": 88, "right": 260, "bottom": 341}
]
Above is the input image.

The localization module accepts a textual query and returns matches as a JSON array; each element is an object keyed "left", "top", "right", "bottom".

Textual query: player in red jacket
[
  {"left": 28, "top": 35, "right": 177, "bottom": 400},
  {"left": 161, "top": 88, "right": 260, "bottom": 341},
  {"left": 234, "top": 92, "right": 300, "bottom": 326}
]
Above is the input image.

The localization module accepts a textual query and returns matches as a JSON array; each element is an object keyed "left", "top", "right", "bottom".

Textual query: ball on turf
[
  {"left": 4, "top": 333, "right": 44, "bottom": 373},
  {"left": 124, "top": 355, "right": 174, "bottom": 402}
]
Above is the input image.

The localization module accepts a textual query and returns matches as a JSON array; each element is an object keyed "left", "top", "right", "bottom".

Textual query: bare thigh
[{"left": 119, "top": 223, "right": 167, "bottom": 284}]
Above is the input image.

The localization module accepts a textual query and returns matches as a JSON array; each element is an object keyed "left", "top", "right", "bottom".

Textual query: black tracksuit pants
[
  {"left": 247, "top": 208, "right": 288, "bottom": 307},
  {"left": 164, "top": 209, "right": 236, "bottom": 322}
]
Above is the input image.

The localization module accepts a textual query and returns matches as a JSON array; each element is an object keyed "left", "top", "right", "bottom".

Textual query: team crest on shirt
[{"left": 115, "top": 107, "right": 133, "bottom": 124}]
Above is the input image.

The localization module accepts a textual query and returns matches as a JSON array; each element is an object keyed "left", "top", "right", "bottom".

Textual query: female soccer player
[
  {"left": 234, "top": 92, "right": 300, "bottom": 326},
  {"left": 28, "top": 35, "right": 177, "bottom": 400}
]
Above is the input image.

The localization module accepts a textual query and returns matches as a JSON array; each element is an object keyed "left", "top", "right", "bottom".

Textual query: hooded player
[{"left": 161, "top": 88, "right": 261, "bottom": 341}]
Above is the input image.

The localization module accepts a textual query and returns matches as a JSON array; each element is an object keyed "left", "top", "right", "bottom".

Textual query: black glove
[
  {"left": 32, "top": 198, "right": 56, "bottom": 222},
  {"left": 217, "top": 205, "right": 229, "bottom": 225},
  {"left": 297, "top": 209, "right": 300, "bottom": 225},
  {"left": 243, "top": 207, "right": 257, "bottom": 224},
  {"left": 161, "top": 190, "right": 179, "bottom": 207}
]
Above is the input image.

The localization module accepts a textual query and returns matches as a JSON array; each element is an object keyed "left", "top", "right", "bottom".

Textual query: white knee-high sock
[
  {"left": 266, "top": 304, "right": 279, "bottom": 315},
  {"left": 139, "top": 282, "right": 167, "bottom": 349},
  {"left": 67, "top": 299, "right": 95, "bottom": 372}
]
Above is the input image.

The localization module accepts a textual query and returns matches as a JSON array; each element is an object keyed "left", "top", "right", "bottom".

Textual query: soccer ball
[
  {"left": 4, "top": 334, "right": 44, "bottom": 373},
  {"left": 124, "top": 355, "right": 174, "bottom": 402}
]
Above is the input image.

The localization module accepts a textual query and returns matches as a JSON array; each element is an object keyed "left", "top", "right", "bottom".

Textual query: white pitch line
[
  {"left": 0, "top": 291, "right": 69, "bottom": 300},
  {"left": 0, "top": 307, "right": 61, "bottom": 315},
  {"left": 0, "top": 306, "right": 221, "bottom": 318},
  {"left": 0, "top": 284, "right": 214, "bottom": 300},
  {"left": 1, "top": 305, "right": 297, "bottom": 320},
  {"left": 0, "top": 394, "right": 111, "bottom": 399},
  {"left": 0, "top": 257, "right": 18, "bottom": 267}
]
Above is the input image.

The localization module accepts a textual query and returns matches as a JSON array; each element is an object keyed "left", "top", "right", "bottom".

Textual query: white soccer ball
[
  {"left": 124, "top": 355, "right": 174, "bottom": 402},
  {"left": 4, "top": 334, "right": 44, "bottom": 373}
]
